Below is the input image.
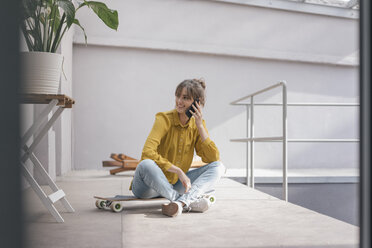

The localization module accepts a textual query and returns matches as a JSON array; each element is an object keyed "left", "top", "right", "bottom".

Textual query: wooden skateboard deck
[
  {"left": 94, "top": 195, "right": 166, "bottom": 202},
  {"left": 94, "top": 195, "right": 168, "bottom": 213}
]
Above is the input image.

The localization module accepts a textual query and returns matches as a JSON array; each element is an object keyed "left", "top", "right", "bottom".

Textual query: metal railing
[{"left": 230, "top": 81, "right": 359, "bottom": 202}]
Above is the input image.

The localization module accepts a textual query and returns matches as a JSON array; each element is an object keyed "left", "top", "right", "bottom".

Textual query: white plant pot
[{"left": 20, "top": 51, "right": 63, "bottom": 94}]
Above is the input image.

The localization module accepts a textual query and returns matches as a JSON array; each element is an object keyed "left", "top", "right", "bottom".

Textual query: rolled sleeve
[
  {"left": 195, "top": 122, "right": 220, "bottom": 163},
  {"left": 200, "top": 137, "right": 212, "bottom": 148}
]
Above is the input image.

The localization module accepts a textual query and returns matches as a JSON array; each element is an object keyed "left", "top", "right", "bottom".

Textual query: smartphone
[{"left": 186, "top": 98, "right": 200, "bottom": 119}]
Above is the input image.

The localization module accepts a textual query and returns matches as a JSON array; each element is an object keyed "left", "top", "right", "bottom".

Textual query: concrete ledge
[
  {"left": 209, "top": 0, "right": 359, "bottom": 19},
  {"left": 225, "top": 168, "right": 360, "bottom": 183}
]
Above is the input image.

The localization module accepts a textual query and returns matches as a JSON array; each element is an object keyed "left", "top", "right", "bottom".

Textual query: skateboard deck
[
  {"left": 94, "top": 190, "right": 216, "bottom": 213},
  {"left": 94, "top": 195, "right": 168, "bottom": 212},
  {"left": 94, "top": 195, "right": 166, "bottom": 201}
]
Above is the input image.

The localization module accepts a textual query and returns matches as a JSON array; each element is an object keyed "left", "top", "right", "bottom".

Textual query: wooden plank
[
  {"left": 109, "top": 161, "right": 203, "bottom": 174},
  {"left": 104, "top": 153, "right": 206, "bottom": 175},
  {"left": 103, "top": 160, "right": 139, "bottom": 168},
  {"left": 110, "top": 167, "right": 134, "bottom": 175},
  {"left": 120, "top": 154, "right": 137, "bottom": 161},
  {"left": 123, "top": 160, "right": 139, "bottom": 168},
  {"left": 103, "top": 160, "right": 122, "bottom": 167},
  {"left": 19, "top": 94, "right": 75, "bottom": 108}
]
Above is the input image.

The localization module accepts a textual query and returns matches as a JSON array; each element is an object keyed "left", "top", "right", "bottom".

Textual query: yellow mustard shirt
[{"left": 129, "top": 109, "right": 220, "bottom": 190}]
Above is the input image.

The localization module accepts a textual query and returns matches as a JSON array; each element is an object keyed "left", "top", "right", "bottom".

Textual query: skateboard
[
  {"left": 94, "top": 191, "right": 216, "bottom": 213},
  {"left": 94, "top": 195, "right": 167, "bottom": 212}
]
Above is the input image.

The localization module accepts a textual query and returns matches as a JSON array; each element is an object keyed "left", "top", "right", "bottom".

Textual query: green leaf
[
  {"left": 20, "top": 0, "right": 39, "bottom": 20},
  {"left": 20, "top": 0, "right": 119, "bottom": 52},
  {"left": 21, "top": 26, "right": 35, "bottom": 51},
  {"left": 47, "top": 3, "right": 58, "bottom": 52},
  {"left": 52, "top": 8, "right": 61, "bottom": 32},
  {"left": 81, "top": 1, "right": 118, "bottom": 30},
  {"left": 56, "top": 0, "right": 75, "bottom": 27},
  {"left": 51, "top": 13, "right": 66, "bottom": 52},
  {"left": 73, "top": 19, "right": 88, "bottom": 45}
]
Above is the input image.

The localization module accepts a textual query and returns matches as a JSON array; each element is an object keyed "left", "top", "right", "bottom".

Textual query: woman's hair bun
[{"left": 193, "top": 78, "right": 206, "bottom": 89}]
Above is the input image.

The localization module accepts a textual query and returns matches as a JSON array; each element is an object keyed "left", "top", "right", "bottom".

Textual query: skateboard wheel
[
  {"left": 96, "top": 200, "right": 105, "bottom": 209},
  {"left": 208, "top": 195, "right": 216, "bottom": 205},
  {"left": 110, "top": 201, "right": 123, "bottom": 212}
]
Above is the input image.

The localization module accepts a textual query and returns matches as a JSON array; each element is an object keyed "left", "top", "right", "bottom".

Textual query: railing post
[
  {"left": 250, "top": 96, "right": 255, "bottom": 188},
  {"left": 282, "top": 82, "right": 288, "bottom": 201},
  {"left": 246, "top": 105, "right": 250, "bottom": 186}
]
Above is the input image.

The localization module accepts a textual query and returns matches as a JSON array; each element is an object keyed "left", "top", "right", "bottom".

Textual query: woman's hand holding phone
[
  {"left": 189, "top": 100, "right": 203, "bottom": 127},
  {"left": 186, "top": 98, "right": 199, "bottom": 119},
  {"left": 189, "top": 100, "right": 209, "bottom": 142}
]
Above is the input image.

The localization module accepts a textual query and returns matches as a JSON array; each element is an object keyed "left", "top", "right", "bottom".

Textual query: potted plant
[{"left": 19, "top": 0, "right": 119, "bottom": 94}]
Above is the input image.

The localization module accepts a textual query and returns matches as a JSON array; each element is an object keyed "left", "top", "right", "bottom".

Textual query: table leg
[{"left": 21, "top": 161, "right": 65, "bottom": 223}]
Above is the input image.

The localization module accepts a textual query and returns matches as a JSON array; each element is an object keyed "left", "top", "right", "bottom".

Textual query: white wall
[
  {"left": 72, "top": 0, "right": 359, "bottom": 170},
  {"left": 73, "top": 0, "right": 358, "bottom": 65},
  {"left": 56, "top": 26, "right": 74, "bottom": 175}
]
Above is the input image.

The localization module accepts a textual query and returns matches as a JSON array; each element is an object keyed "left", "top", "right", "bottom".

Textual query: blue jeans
[{"left": 131, "top": 159, "right": 226, "bottom": 207}]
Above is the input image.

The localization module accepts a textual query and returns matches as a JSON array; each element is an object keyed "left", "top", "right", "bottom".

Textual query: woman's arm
[
  {"left": 141, "top": 113, "right": 173, "bottom": 172},
  {"left": 191, "top": 101, "right": 220, "bottom": 162},
  {"left": 167, "top": 165, "right": 191, "bottom": 193},
  {"left": 196, "top": 122, "right": 208, "bottom": 142},
  {"left": 190, "top": 101, "right": 208, "bottom": 142}
]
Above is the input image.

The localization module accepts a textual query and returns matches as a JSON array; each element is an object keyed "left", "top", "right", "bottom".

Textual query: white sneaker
[
  {"left": 162, "top": 201, "right": 183, "bottom": 217},
  {"left": 189, "top": 197, "right": 210, "bottom": 213}
]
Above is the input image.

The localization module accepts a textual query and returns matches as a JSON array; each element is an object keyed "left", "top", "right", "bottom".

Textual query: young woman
[{"left": 130, "top": 78, "right": 225, "bottom": 217}]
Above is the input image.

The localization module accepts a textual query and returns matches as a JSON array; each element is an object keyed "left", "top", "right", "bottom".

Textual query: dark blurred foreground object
[{"left": 0, "top": 0, "right": 22, "bottom": 247}]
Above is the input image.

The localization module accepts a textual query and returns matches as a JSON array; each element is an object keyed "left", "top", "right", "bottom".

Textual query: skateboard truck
[{"left": 95, "top": 198, "right": 124, "bottom": 213}]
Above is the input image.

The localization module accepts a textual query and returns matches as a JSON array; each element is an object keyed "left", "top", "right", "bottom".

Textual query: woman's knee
[
  {"left": 137, "top": 159, "right": 157, "bottom": 173},
  {"left": 208, "top": 161, "right": 226, "bottom": 177},
  {"left": 134, "top": 188, "right": 160, "bottom": 199}
]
